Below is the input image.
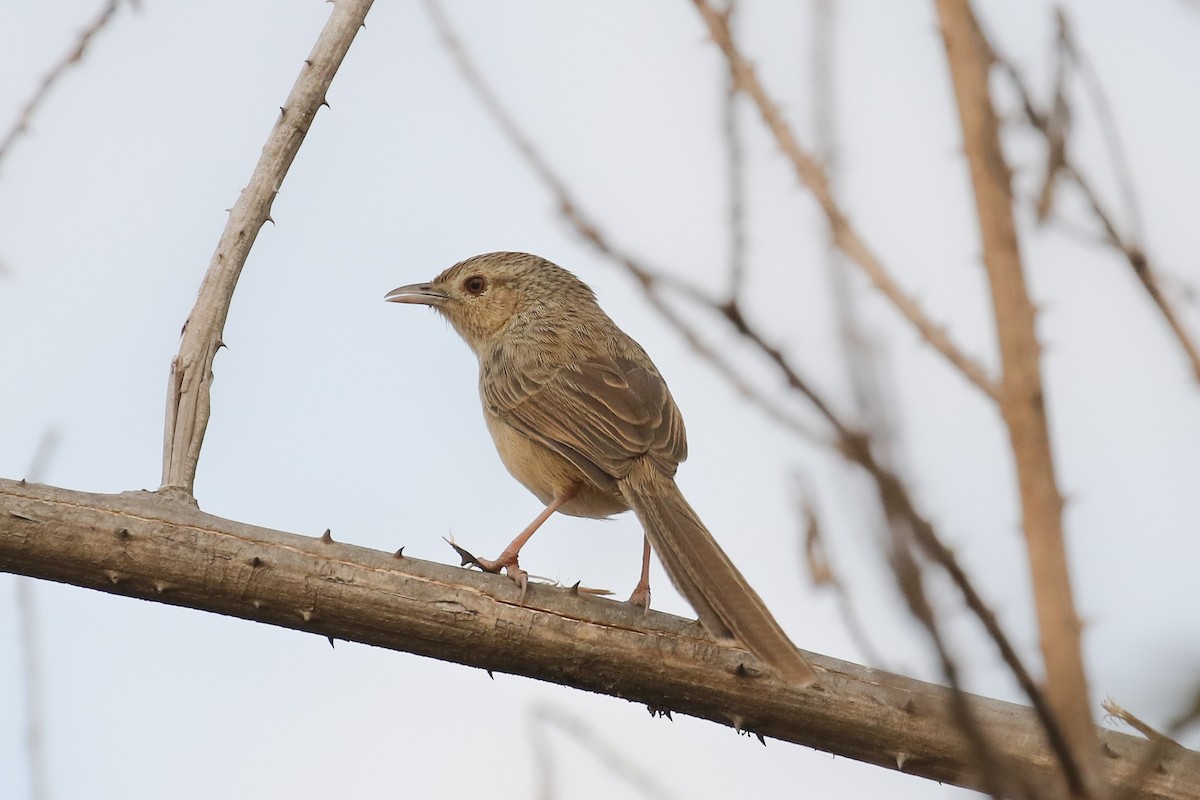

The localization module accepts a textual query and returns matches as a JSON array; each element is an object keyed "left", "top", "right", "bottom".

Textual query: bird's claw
[
  {"left": 627, "top": 584, "right": 652, "bottom": 614},
  {"left": 444, "top": 538, "right": 528, "bottom": 601}
]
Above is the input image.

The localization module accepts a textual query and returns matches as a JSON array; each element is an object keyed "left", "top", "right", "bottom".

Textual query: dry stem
[
  {"left": 160, "top": 0, "right": 374, "bottom": 498},
  {"left": 936, "top": 1, "right": 1096, "bottom": 795},
  {"left": 425, "top": 2, "right": 1074, "bottom": 775}
]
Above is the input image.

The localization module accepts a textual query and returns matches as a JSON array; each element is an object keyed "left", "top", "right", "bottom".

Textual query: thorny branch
[
  {"left": 4, "top": 478, "right": 1200, "bottom": 800},
  {"left": 159, "top": 0, "right": 374, "bottom": 498},
  {"left": 424, "top": 1, "right": 1077, "bottom": 787},
  {"left": 936, "top": 0, "right": 1093, "bottom": 794}
]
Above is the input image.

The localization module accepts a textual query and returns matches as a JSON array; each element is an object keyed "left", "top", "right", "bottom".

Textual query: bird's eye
[{"left": 463, "top": 275, "right": 488, "bottom": 295}]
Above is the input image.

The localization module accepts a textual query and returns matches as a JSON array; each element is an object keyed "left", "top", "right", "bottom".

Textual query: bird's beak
[{"left": 384, "top": 282, "right": 448, "bottom": 307}]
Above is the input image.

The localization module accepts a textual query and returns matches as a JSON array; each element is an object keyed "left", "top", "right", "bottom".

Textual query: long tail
[{"left": 619, "top": 460, "right": 817, "bottom": 686}]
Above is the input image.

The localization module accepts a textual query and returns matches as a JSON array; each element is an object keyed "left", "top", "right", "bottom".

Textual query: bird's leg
[
  {"left": 626, "top": 535, "right": 652, "bottom": 611},
  {"left": 449, "top": 486, "right": 579, "bottom": 599}
]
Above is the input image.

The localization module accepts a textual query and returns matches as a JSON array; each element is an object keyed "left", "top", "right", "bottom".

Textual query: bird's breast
[{"left": 483, "top": 411, "right": 629, "bottom": 519}]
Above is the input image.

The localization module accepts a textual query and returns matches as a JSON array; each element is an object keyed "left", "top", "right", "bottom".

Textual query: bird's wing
[{"left": 483, "top": 352, "right": 686, "bottom": 487}]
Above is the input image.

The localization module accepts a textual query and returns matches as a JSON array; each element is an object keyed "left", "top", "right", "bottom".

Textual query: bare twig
[
  {"left": 0, "top": 0, "right": 127, "bottom": 169},
  {"left": 791, "top": 474, "right": 885, "bottom": 668},
  {"left": 1055, "top": 11, "right": 1143, "bottom": 243},
  {"left": 421, "top": 0, "right": 826, "bottom": 446},
  {"left": 160, "top": 0, "right": 374, "bottom": 498},
  {"left": 886, "top": 527, "right": 1012, "bottom": 799},
  {"left": 425, "top": 4, "right": 1069, "bottom": 772},
  {"left": 721, "top": 1, "right": 747, "bottom": 300},
  {"left": 691, "top": 0, "right": 1000, "bottom": 402},
  {"left": 1103, "top": 698, "right": 1184, "bottom": 751},
  {"left": 5, "top": 477, "right": 1200, "bottom": 800},
  {"left": 936, "top": 2, "right": 1095, "bottom": 795},
  {"left": 999, "top": 16, "right": 1200, "bottom": 384}
]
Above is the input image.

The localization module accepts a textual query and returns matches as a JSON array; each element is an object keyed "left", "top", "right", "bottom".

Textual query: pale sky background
[{"left": 2, "top": 1, "right": 1198, "bottom": 798}]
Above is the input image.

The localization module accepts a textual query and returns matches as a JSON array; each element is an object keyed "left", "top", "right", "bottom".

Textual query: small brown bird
[{"left": 386, "top": 252, "right": 816, "bottom": 685}]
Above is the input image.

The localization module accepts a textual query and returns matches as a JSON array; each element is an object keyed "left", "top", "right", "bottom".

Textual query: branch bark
[
  {"left": 160, "top": 0, "right": 374, "bottom": 498},
  {"left": 2, "top": 478, "right": 1198, "bottom": 800},
  {"left": 935, "top": 1, "right": 1097, "bottom": 796}
]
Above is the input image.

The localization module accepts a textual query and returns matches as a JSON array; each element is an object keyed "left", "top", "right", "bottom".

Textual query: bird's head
[{"left": 385, "top": 251, "right": 597, "bottom": 353}]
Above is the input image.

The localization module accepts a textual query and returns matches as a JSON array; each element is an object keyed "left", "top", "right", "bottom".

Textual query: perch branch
[
  {"left": 2, "top": 477, "right": 1199, "bottom": 800},
  {"left": 159, "top": 0, "right": 374, "bottom": 498}
]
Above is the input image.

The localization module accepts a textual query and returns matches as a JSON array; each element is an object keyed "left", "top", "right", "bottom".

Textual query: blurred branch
[
  {"left": 691, "top": 0, "right": 1000, "bottom": 402},
  {"left": 3, "top": 477, "right": 1199, "bottom": 799},
  {"left": 936, "top": 1, "right": 1095, "bottom": 796},
  {"left": 999, "top": 12, "right": 1200, "bottom": 384},
  {"left": 721, "top": 1, "right": 747, "bottom": 300},
  {"left": 160, "top": 0, "right": 374, "bottom": 498},
  {"left": 422, "top": 0, "right": 826, "bottom": 445},
  {"left": 425, "top": 0, "right": 1070, "bottom": 774},
  {"left": 0, "top": 0, "right": 128, "bottom": 171},
  {"left": 792, "top": 474, "right": 885, "bottom": 668}
]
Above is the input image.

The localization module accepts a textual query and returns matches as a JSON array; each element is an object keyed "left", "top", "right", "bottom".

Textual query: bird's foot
[
  {"left": 627, "top": 583, "right": 651, "bottom": 614},
  {"left": 445, "top": 539, "right": 529, "bottom": 600}
]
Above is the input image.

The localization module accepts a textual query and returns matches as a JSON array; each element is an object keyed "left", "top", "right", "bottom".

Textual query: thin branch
[
  {"left": 425, "top": 4, "right": 1071, "bottom": 775},
  {"left": 791, "top": 473, "right": 886, "bottom": 668},
  {"left": 1103, "top": 699, "right": 1185, "bottom": 751},
  {"left": 998, "top": 19, "right": 1200, "bottom": 384},
  {"left": 690, "top": 0, "right": 1000, "bottom": 402},
  {"left": 1055, "top": 11, "right": 1143, "bottom": 243},
  {"left": 3, "top": 478, "right": 1199, "bottom": 800},
  {"left": 160, "top": 0, "right": 374, "bottom": 498},
  {"left": 721, "top": 1, "right": 748, "bottom": 300},
  {"left": 936, "top": 2, "right": 1095, "bottom": 796},
  {"left": 421, "top": 0, "right": 826, "bottom": 446},
  {"left": 0, "top": 0, "right": 127, "bottom": 170}
]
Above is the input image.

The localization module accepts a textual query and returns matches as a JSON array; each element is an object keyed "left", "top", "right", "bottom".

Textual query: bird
[{"left": 385, "top": 251, "right": 816, "bottom": 685}]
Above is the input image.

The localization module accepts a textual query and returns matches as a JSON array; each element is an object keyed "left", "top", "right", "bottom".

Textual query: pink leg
[
  {"left": 453, "top": 486, "right": 579, "bottom": 599},
  {"left": 627, "top": 535, "right": 652, "bottom": 611}
]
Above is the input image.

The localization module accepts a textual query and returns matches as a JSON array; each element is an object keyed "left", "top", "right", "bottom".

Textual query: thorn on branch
[
  {"left": 393, "top": 547, "right": 405, "bottom": 558},
  {"left": 320, "top": 528, "right": 334, "bottom": 544}
]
